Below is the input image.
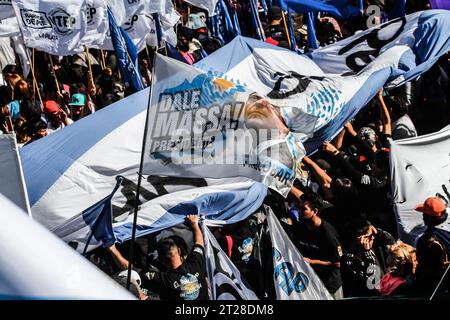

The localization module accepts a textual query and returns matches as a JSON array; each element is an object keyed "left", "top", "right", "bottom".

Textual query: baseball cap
[
  {"left": 68, "top": 93, "right": 87, "bottom": 107},
  {"left": 415, "top": 197, "right": 447, "bottom": 217}
]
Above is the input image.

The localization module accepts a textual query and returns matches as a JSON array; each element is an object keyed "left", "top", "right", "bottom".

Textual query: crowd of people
[{"left": 1, "top": 0, "right": 449, "bottom": 300}]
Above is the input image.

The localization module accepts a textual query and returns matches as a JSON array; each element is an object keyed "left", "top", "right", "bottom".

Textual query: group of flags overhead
[{"left": 0, "top": 0, "right": 180, "bottom": 55}]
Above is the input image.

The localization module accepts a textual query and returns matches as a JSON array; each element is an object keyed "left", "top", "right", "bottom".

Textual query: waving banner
[
  {"left": 12, "top": 0, "right": 87, "bottom": 55},
  {"left": 81, "top": 0, "right": 109, "bottom": 48},
  {"left": 143, "top": 53, "right": 308, "bottom": 196},
  {"left": 390, "top": 126, "right": 450, "bottom": 245},
  {"left": 309, "top": 10, "right": 450, "bottom": 88}
]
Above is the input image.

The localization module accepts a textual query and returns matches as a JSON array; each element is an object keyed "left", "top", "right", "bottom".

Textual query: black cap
[{"left": 268, "top": 6, "right": 282, "bottom": 21}]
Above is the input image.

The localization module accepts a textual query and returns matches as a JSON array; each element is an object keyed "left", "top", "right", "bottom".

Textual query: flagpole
[
  {"left": 249, "top": 0, "right": 266, "bottom": 41},
  {"left": 27, "top": 47, "right": 44, "bottom": 110},
  {"left": 100, "top": 49, "right": 107, "bottom": 69},
  {"left": 125, "top": 54, "right": 156, "bottom": 290},
  {"left": 48, "top": 53, "right": 62, "bottom": 96},
  {"left": 281, "top": 10, "right": 293, "bottom": 50}
]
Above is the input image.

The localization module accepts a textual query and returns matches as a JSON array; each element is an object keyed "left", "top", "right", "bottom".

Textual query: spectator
[
  {"left": 341, "top": 219, "right": 396, "bottom": 297},
  {"left": 140, "top": 215, "right": 209, "bottom": 300},
  {"left": 377, "top": 241, "right": 417, "bottom": 297},
  {"left": 293, "top": 192, "right": 344, "bottom": 299}
]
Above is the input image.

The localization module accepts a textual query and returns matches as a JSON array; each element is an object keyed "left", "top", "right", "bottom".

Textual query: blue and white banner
[
  {"left": 203, "top": 223, "right": 259, "bottom": 300},
  {"left": 144, "top": 53, "right": 308, "bottom": 196},
  {"left": 12, "top": 0, "right": 87, "bottom": 55},
  {"left": 266, "top": 207, "right": 333, "bottom": 300},
  {"left": 390, "top": 126, "right": 450, "bottom": 246},
  {"left": 198, "top": 11, "right": 450, "bottom": 153},
  {"left": 0, "top": 194, "right": 134, "bottom": 300}
]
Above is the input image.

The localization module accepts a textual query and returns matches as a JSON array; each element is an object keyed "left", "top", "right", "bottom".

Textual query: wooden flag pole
[
  {"left": 281, "top": 10, "right": 293, "bottom": 50},
  {"left": 100, "top": 49, "right": 107, "bottom": 69},
  {"left": 48, "top": 53, "right": 62, "bottom": 96}
]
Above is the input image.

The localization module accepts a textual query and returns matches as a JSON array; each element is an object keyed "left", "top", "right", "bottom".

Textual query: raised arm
[
  {"left": 186, "top": 214, "right": 204, "bottom": 247},
  {"left": 302, "top": 155, "right": 333, "bottom": 190},
  {"left": 377, "top": 89, "right": 392, "bottom": 136}
]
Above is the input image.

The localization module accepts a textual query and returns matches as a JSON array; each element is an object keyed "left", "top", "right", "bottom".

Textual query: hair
[
  {"left": 2, "top": 64, "right": 21, "bottom": 76},
  {"left": 417, "top": 235, "right": 448, "bottom": 273},
  {"left": 386, "top": 242, "right": 416, "bottom": 277},
  {"left": 331, "top": 177, "right": 359, "bottom": 204},
  {"left": 7, "top": 74, "right": 22, "bottom": 100},
  {"left": 13, "top": 80, "right": 30, "bottom": 101},
  {"left": 156, "top": 237, "right": 179, "bottom": 261},
  {"left": 349, "top": 219, "right": 372, "bottom": 239},
  {"left": 300, "top": 192, "right": 324, "bottom": 212}
]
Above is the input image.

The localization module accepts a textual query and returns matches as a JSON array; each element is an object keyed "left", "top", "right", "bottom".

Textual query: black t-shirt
[
  {"left": 141, "top": 244, "right": 208, "bottom": 300},
  {"left": 293, "top": 220, "right": 343, "bottom": 293},
  {"left": 266, "top": 23, "right": 288, "bottom": 43}
]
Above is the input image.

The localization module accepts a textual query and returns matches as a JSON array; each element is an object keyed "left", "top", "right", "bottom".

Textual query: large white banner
[
  {"left": 143, "top": 53, "right": 308, "bottom": 196},
  {"left": 390, "top": 126, "right": 450, "bottom": 245},
  {"left": 12, "top": 0, "right": 87, "bottom": 55},
  {"left": 0, "top": 194, "right": 134, "bottom": 300}
]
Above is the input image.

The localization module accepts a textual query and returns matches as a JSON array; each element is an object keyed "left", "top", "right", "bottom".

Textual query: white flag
[
  {"left": 0, "top": 16, "right": 20, "bottom": 37},
  {"left": 185, "top": 0, "right": 220, "bottom": 16},
  {"left": 146, "top": 4, "right": 179, "bottom": 48},
  {"left": 12, "top": 0, "right": 87, "bottom": 55},
  {"left": 81, "top": 0, "right": 109, "bottom": 48},
  {"left": 266, "top": 208, "right": 333, "bottom": 300},
  {"left": 0, "top": 0, "right": 14, "bottom": 20},
  {"left": 390, "top": 127, "right": 450, "bottom": 245},
  {"left": 203, "top": 223, "right": 259, "bottom": 300},
  {"left": 106, "top": 0, "right": 150, "bottom": 26}
]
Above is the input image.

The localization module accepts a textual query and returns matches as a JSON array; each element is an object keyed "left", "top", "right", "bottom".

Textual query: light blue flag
[{"left": 108, "top": 7, "right": 144, "bottom": 91}]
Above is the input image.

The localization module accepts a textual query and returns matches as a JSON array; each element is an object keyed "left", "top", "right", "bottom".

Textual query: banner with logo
[
  {"left": 390, "top": 126, "right": 450, "bottom": 245},
  {"left": 266, "top": 207, "right": 333, "bottom": 300},
  {"left": 143, "top": 53, "right": 308, "bottom": 196},
  {"left": 12, "top": 0, "right": 87, "bottom": 55},
  {"left": 81, "top": 0, "right": 109, "bottom": 48},
  {"left": 0, "top": 0, "right": 14, "bottom": 21},
  {"left": 106, "top": 0, "right": 149, "bottom": 26}
]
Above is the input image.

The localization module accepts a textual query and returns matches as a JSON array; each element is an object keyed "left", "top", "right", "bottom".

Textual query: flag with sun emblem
[{"left": 143, "top": 54, "right": 309, "bottom": 196}]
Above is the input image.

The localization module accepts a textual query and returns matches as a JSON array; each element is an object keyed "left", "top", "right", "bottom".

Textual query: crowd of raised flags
[{"left": 1, "top": 0, "right": 450, "bottom": 300}]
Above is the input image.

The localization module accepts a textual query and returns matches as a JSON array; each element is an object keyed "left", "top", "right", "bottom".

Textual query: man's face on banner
[{"left": 243, "top": 93, "right": 289, "bottom": 137}]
